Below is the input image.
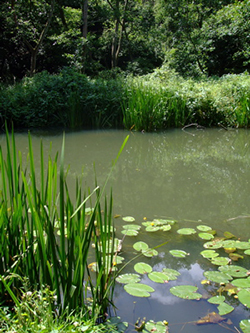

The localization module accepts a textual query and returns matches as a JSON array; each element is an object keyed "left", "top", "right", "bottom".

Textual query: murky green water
[{"left": 1, "top": 128, "right": 250, "bottom": 332}]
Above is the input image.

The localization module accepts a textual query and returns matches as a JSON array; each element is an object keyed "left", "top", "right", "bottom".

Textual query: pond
[{"left": 1, "top": 127, "right": 250, "bottom": 332}]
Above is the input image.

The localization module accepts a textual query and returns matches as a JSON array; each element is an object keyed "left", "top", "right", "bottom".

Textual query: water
[{"left": 1, "top": 127, "right": 250, "bottom": 332}]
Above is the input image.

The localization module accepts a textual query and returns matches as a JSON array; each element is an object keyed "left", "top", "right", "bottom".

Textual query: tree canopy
[{"left": 0, "top": 0, "right": 249, "bottom": 81}]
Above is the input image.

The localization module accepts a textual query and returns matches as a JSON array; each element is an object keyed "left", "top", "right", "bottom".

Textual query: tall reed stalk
[{"left": 0, "top": 125, "right": 129, "bottom": 321}]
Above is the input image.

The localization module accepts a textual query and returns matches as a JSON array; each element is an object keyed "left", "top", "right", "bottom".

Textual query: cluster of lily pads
[{"left": 113, "top": 216, "right": 250, "bottom": 332}]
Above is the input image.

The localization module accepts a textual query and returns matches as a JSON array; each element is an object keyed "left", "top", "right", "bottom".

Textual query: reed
[{"left": 0, "top": 125, "right": 129, "bottom": 321}]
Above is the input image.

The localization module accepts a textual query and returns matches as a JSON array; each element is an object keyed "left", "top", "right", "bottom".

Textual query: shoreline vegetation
[{"left": 0, "top": 67, "right": 250, "bottom": 132}]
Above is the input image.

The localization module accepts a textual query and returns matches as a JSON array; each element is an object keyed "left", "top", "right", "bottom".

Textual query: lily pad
[
  {"left": 208, "top": 295, "right": 225, "bottom": 304},
  {"left": 124, "top": 283, "right": 154, "bottom": 297},
  {"left": 203, "top": 271, "right": 232, "bottom": 284},
  {"left": 133, "top": 241, "right": 149, "bottom": 252},
  {"left": 232, "top": 277, "right": 250, "bottom": 288},
  {"left": 223, "top": 231, "right": 236, "bottom": 239},
  {"left": 154, "top": 218, "right": 176, "bottom": 225},
  {"left": 134, "top": 262, "right": 152, "bottom": 274},
  {"left": 197, "top": 225, "right": 212, "bottom": 232},
  {"left": 204, "top": 240, "right": 224, "bottom": 249},
  {"left": 217, "top": 302, "right": 234, "bottom": 315},
  {"left": 198, "top": 233, "right": 214, "bottom": 240},
  {"left": 169, "top": 249, "right": 189, "bottom": 258},
  {"left": 170, "top": 285, "right": 202, "bottom": 300},
  {"left": 235, "top": 241, "right": 250, "bottom": 250},
  {"left": 244, "top": 249, "right": 250, "bottom": 255},
  {"left": 142, "top": 248, "right": 158, "bottom": 257},
  {"left": 240, "top": 319, "right": 250, "bottom": 333},
  {"left": 143, "top": 320, "right": 168, "bottom": 333},
  {"left": 238, "top": 289, "right": 250, "bottom": 308},
  {"left": 122, "top": 224, "right": 141, "bottom": 230},
  {"left": 162, "top": 225, "right": 172, "bottom": 231},
  {"left": 229, "top": 252, "right": 244, "bottom": 261},
  {"left": 210, "top": 257, "right": 230, "bottom": 266},
  {"left": 122, "top": 216, "right": 135, "bottom": 222},
  {"left": 177, "top": 228, "right": 196, "bottom": 235},
  {"left": 200, "top": 250, "right": 219, "bottom": 259},
  {"left": 148, "top": 272, "right": 169, "bottom": 284},
  {"left": 162, "top": 268, "right": 180, "bottom": 281},
  {"left": 145, "top": 226, "right": 161, "bottom": 232},
  {"left": 219, "top": 265, "right": 248, "bottom": 278},
  {"left": 222, "top": 240, "right": 236, "bottom": 248},
  {"left": 116, "top": 273, "right": 141, "bottom": 284},
  {"left": 121, "top": 229, "right": 139, "bottom": 236}
]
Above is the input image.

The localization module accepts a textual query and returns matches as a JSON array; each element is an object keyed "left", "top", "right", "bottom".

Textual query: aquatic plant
[{"left": 0, "top": 125, "right": 129, "bottom": 321}]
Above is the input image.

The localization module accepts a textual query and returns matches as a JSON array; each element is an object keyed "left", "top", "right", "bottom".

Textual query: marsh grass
[{"left": 0, "top": 125, "right": 129, "bottom": 321}]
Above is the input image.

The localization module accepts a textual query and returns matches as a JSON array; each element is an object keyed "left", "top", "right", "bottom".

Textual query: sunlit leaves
[
  {"left": 177, "top": 228, "right": 196, "bottom": 235},
  {"left": 198, "top": 233, "right": 214, "bottom": 240},
  {"left": 197, "top": 225, "right": 212, "bottom": 232},
  {"left": 148, "top": 272, "right": 168, "bottom": 284},
  {"left": 240, "top": 319, "right": 250, "bottom": 333},
  {"left": 232, "top": 277, "right": 250, "bottom": 289},
  {"left": 142, "top": 219, "right": 173, "bottom": 232},
  {"left": 116, "top": 274, "right": 141, "bottom": 284},
  {"left": 200, "top": 250, "right": 219, "bottom": 259},
  {"left": 208, "top": 296, "right": 233, "bottom": 315},
  {"left": 208, "top": 295, "right": 225, "bottom": 304},
  {"left": 122, "top": 224, "right": 141, "bottom": 236},
  {"left": 170, "top": 285, "right": 202, "bottom": 300},
  {"left": 122, "top": 216, "right": 135, "bottom": 222},
  {"left": 203, "top": 271, "right": 232, "bottom": 284},
  {"left": 210, "top": 257, "right": 230, "bottom": 266},
  {"left": 124, "top": 283, "right": 154, "bottom": 297},
  {"left": 134, "top": 262, "right": 152, "bottom": 274},
  {"left": 143, "top": 320, "right": 168, "bottom": 333},
  {"left": 238, "top": 289, "right": 250, "bottom": 308},
  {"left": 133, "top": 241, "right": 149, "bottom": 252},
  {"left": 162, "top": 268, "right": 180, "bottom": 281},
  {"left": 218, "top": 265, "right": 248, "bottom": 278},
  {"left": 169, "top": 249, "right": 189, "bottom": 258}
]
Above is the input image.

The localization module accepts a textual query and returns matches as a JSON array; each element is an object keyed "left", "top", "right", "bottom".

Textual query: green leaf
[
  {"left": 142, "top": 248, "right": 158, "bottom": 257},
  {"left": 177, "top": 228, "right": 196, "bottom": 235},
  {"left": 116, "top": 274, "right": 141, "bottom": 284},
  {"left": 232, "top": 277, "right": 250, "bottom": 288},
  {"left": 210, "top": 257, "right": 230, "bottom": 266},
  {"left": 122, "top": 224, "right": 141, "bottom": 230},
  {"left": 143, "top": 320, "right": 168, "bottom": 333},
  {"left": 204, "top": 240, "right": 224, "bottom": 249},
  {"left": 208, "top": 295, "right": 225, "bottom": 304},
  {"left": 145, "top": 226, "right": 161, "bottom": 232},
  {"left": 200, "top": 250, "right": 219, "bottom": 259},
  {"left": 121, "top": 229, "right": 138, "bottom": 236},
  {"left": 218, "top": 265, "right": 248, "bottom": 277},
  {"left": 244, "top": 249, "right": 250, "bottom": 255},
  {"left": 122, "top": 216, "right": 135, "bottom": 222},
  {"left": 203, "top": 271, "right": 232, "bottom": 284},
  {"left": 198, "top": 233, "right": 214, "bottom": 240},
  {"left": 170, "top": 285, "right": 202, "bottom": 300},
  {"left": 169, "top": 249, "right": 189, "bottom": 258},
  {"left": 148, "top": 272, "right": 168, "bottom": 283},
  {"left": 162, "top": 268, "right": 180, "bottom": 281},
  {"left": 162, "top": 225, "right": 171, "bottom": 231},
  {"left": 240, "top": 319, "right": 250, "bottom": 332},
  {"left": 133, "top": 241, "right": 149, "bottom": 252},
  {"left": 217, "top": 302, "right": 234, "bottom": 315},
  {"left": 197, "top": 225, "right": 212, "bottom": 232},
  {"left": 238, "top": 289, "right": 250, "bottom": 307},
  {"left": 223, "top": 231, "right": 236, "bottom": 239},
  {"left": 134, "top": 262, "right": 152, "bottom": 274},
  {"left": 124, "top": 283, "right": 154, "bottom": 297},
  {"left": 235, "top": 241, "right": 250, "bottom": 250}
]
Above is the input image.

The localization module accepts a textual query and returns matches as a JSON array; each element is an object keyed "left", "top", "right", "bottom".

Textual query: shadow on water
[{"left": 1, "top": 127, "right": 250, "bottom": 332}]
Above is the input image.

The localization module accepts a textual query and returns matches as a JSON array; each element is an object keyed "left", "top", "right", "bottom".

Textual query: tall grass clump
[{"left": 0, "top": 125, "right": 129, "bottom": 322}]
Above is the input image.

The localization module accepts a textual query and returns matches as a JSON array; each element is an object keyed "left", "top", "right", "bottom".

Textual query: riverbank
[{"left": 0, "top": 67, "right": 250, "bottom": 131}]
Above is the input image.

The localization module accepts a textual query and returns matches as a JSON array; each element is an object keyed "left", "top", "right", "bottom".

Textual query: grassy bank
[{"left": 0, "top": 67, "right": 250, "bottom": 131}]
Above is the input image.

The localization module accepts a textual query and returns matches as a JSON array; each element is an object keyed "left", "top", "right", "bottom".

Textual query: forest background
[{"left": 0, "top": 0, "right": 250, "bottom": 130}]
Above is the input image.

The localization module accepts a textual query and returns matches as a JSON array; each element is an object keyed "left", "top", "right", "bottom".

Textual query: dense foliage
[{"left": 0, "top": 0, "right": 249, "bottom": 81}]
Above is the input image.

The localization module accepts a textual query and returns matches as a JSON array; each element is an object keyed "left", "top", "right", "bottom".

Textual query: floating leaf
[
  {"left": 203, "top": 271, "right": 232, "bottom": 284},
  {"left": 210, "top": 257, "right": 230, "bottom": 266},
  {"left": 145, "top": 226, "right": 161, "bottom": 232},
  {"left": 154, "top": 218, "right": 176, "bottom": 225},
  {"left": 121, "top": 229, "right": 139, "bottom": 236},
  {"left": 219, "top": 265, "right": 248, "bottom": 278},
  {"left": 143, "top": 320, "right": 169, "bottom": 333},
  {"left": 244, "top": 249, "right": 250, "bottom": 255},
  {"left": 122, "top": 224, "right": 141, "bottom": 230},
  {"left": 232, "top": 277, "right": 250, "bottom": 288},
  {"left": 217, "top": 302, "right": 234, "bottom": 315},
  {"left": 134, "top": 262, "right": 152, "bottom": 274},
  {"left": 142, "top": 248, "right": 158, "bottom": 257},
  {"left": 200, "top": 250, "right": 219, "bottom": 259},
  {"left": 238, "top": 289, "right": 250, "bottom": 308},
  {"left": 122, "top": 216, "right": 135, "bottom": 222},
  {"left": 197, "top": 225, "right": 212, "bottom": 232},
  {"left": 204, "top": 240, "right": 224, "bottom": 249},
  {"left": 133, "top": 241, "right": 149, "bottom": 252},
  {"left": 169, "top": 249, "right": 189, "bottom": 258},
  {"left": 116, "top": 274, "right": 141, "bottom": 284},
  {"left": 224, "top": 247, "right": 236, "bottom": 254},
  {"left": 162, "top": 225, "right": 171, "bottom": 231},
  {"left": 240, "top": 319, "right": 250, "bottom": 332},
  {"left": 208, "top": 296, "right": 225, "bottom": 304},
  {"left": 148, "top": 272, "right": 168, "bottom": 284},
  {"left": 170, "top": 285, "right": 202, "bottom": 300},
  {"left": 229, "top": 253, "right": 244, "bottom": 261},
  {"left": 222, "top": 240, "right": 236, "bottom": 248},
  {"left": 196, "top": 312, "right": 226, "bottom": 325},
  {"left": 162, "top": 268, "right": 180, "bottom": 281},
  {"left": 177, "top": 228, "right": 196, "bottom": 235},
  {"left": 224, "top": 231, "right": 236, "bottom": 239},
  {"left": 217, "top": 283, "right": 238, "bottom": 296},
  {"left": 198, "top": 233, "right": 214, "bottom": 240},
  {"left": 235, "top": 241, "right": 250, "bottom": 250},
  {"left": 124, "top": 283, "right": 154, "bottom": 297}
]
